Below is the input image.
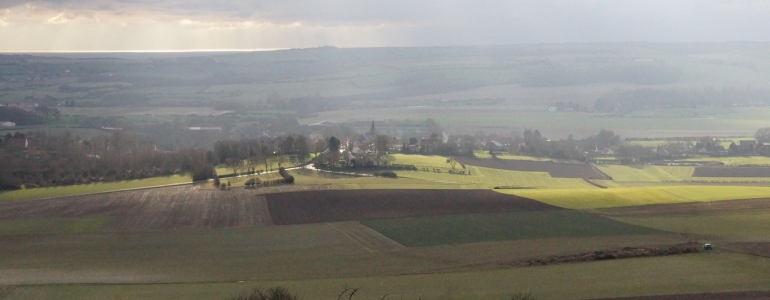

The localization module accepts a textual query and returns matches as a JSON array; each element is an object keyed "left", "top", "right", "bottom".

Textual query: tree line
[{"left": 0, "top": 131, "right": 215, "bottom": 190}]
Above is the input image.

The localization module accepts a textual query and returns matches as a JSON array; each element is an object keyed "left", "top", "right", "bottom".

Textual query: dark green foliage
[
  {"left": 329, "top": 136, "right": 341, "bottom": 151},
  {"left": 227, "top": 287, "right": 299, "bottom": 300},
  {"left": 372, "top": 171, "right": 397, "bottom": 178},
  {"left": 756, "top": 127, "right": 770, "bottom": 143}
]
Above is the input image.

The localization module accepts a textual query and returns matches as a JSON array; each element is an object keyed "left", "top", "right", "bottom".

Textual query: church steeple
[{"left": 370, "top": 121, "right": 375, "bottom": 133}]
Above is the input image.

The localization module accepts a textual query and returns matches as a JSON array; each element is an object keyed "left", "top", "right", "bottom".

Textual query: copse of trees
[
  {"left": 0, "top": 106, "right": 56, "bottom": 125},
  {"left": 213, "top": 134, "right": 312, "bottom": 175},
  {"left": 0, "top": 130, "right": 215, "bottom": 190}
]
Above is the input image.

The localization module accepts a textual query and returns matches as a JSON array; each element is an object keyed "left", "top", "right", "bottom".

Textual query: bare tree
[{"left": 446, "top": 157, "right": 458, "bottom": 170}]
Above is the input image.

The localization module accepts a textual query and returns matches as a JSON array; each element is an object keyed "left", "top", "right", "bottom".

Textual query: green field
[
  {"left": 5, "top": 254, "right": 770, "bottom": 300},
  {"left": 363, "top": 211, "right": 662, "bottom": 247},
  {"left": 0, "top": 175, "right": 191, "bottom": 203},
  {"left": 500, "top": 186, "right": 770, "bottom": 209},
  {"left": 616, "top": 209, "right": 770, "bottom": 242},
  {"left": 0, "top": 217, "right": 110, "bottom": 236}
]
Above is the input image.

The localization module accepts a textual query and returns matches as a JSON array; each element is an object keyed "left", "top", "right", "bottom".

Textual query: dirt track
[
  {"left": 597, "top": 198, "right": 770, "bottom": 216},
  {"left": 590, "top": 290, "right": 770, "bottom": 300}
]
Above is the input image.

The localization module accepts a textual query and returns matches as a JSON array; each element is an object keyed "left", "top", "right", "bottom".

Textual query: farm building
[{"left": 1, "top": 121, "right": 15, "bottom": 128}]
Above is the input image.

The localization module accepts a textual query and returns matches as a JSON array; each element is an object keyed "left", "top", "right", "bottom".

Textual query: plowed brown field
[
  {"left": 265, "top": 189, "right": 560, "bottom": 225},
  {"left": 455, "top": 157, "right": 611, "bottom": 179},
  {"left": 0, "top": 186, "right": 273, "bottom": 231}
]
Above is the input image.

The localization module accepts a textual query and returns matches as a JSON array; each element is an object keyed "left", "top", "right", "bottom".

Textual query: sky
[{"left": 1, "top": 0, "right": 770, "bottom": 52}]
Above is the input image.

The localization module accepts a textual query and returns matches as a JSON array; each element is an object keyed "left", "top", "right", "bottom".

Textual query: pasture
[{"left": 500, "top": 186, "right": 770, "bottom": 209}]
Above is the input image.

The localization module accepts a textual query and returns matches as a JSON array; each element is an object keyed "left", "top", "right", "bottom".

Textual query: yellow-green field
[
  {"left": 675, "top": 155, "right": 770, "bottom": 166},
  {"left": 597, "top": 165, "right": 694, "bottom": 181},
  {"left": 0, "top": 175, "right": 191, "bottom": 203},
  {"left": 500, "top": 186, "right": 770, "bottom": 209},
  {"left": 396, "top": 166, "right": 594, "bottom": 189}
]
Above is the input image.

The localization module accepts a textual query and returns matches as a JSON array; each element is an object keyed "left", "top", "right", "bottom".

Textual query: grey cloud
[{"left": 4, "top": 0, "right": 770, "bottom": 43}]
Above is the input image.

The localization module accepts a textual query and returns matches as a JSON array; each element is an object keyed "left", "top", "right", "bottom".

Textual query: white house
[{"left": 1, "top": 121, "right": 15, "bottom": 128}]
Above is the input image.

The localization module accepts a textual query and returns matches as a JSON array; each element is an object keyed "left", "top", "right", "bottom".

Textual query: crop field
[
  {"left": 362, "top": 210, "right": 663, "bottom": 246},
  {"left": 301, "top": 106, "right": 770, "bottom": 138},
  {"left": 614, "top": 209, "right": 770, "bottom": 242},
  {"left": 674, "top": 155, "right": 770, "bottom": 166},
  {"left": 4, "top": 253, "right": 770, "bottom": 300},
  {"left": 596, "top": 165, "right": 694, "bottom": 182},
  {"left": 56, "top": 107, "right": 231, "bottom": 116},
  {"left": 455, "top": 157, "right": 610, "bottom": 179},
  {"left": 265, "top": 189, "right": 558, "bottom": 225},
  {"left": 693, "top": 166, "right": 770, "bottom": 177},
  {"left": 396, "top": 166, "right": 595, "bottom": 189},
  {"left": 598, "top": 198, "right": 770, "bottom": 217},
  {"left": 0, "top": 186, "right": 273, "bottom": 232},
  {"left": 499, "top": 186, "right": 770, "bottom": 209},
  {"left": 0, "top": 175, "right": 191, "bottom": 203}
]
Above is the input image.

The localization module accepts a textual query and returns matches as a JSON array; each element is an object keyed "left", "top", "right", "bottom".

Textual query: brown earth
[
  {"left": 510, "top": 243, "right": 699, "bottom": 267},
  {"left": 590, "top": 290, "right": 770, "bottom": 300},
  {"left": 266, "top": 189, "right": 560, "bottom": 225},
  {"left": 694, "top": 166, "right": 770, "bottom": 177},
  {"left": 455, "top": 157, "right": 611, "bottom": 179},
  {"left": 597, "top": 198, "right": 770, "bottom": 217},
  {"left": 0, "top": 186, "right": 274, "bottom": 232}
]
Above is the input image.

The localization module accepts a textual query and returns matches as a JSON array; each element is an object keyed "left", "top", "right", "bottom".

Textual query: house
[
  {"left": 1, "top": 121, "right": 15, "bottom": 128},
  {"left": 600, "top": 147, "right": 615, "bottom": 155},
  {"left": 7, "top": 137, "right": 28, "bottom": 148},
  {"left": 738, "top": 140, "right": 757, "bottom": 154}
]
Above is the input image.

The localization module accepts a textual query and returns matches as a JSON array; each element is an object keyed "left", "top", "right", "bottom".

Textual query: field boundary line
[{"left": 327, "top": 222, "right": 406, "bottom": 252}]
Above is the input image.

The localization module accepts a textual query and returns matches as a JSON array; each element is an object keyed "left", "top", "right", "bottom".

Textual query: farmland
[
  {"left": 266, "top": 189, "right": 558, "bottom": 225},
  {"left": 693, "top": 166, "right": 770, "bottom": 177},
  {"left": 0, "top": 186, "right": 273, "bottom": 232},
  {"left": 362, "top": 210, "right": 662, "bottom": 246},
  {"left": 454, "top": 157, "right": 609, "bottom": 179},
  {"left": 0, "top": 175, "right": 191, "bottom": 203},
  {"left": 595, "top": 165, "right": 694, "bottom": 182},
  {"left": 3, "top": 254, "right": 770, "bottom": 300},
  {"left": 614, "top": 208, "right": 770, "bottom": 242},
  {"left": 1, "top": 179, "right": 770, "bottom": 299},
  {"left": 499, "top": 186, "right": 770, "bottom": 209}
]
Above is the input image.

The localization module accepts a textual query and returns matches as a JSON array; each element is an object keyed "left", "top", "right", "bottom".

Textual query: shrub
[
  {"left": 228, "top": 287, "right": 299, "bottom": 300},
  {"left": 373, "top": 171, "right": 398, "bottom": 178}
]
